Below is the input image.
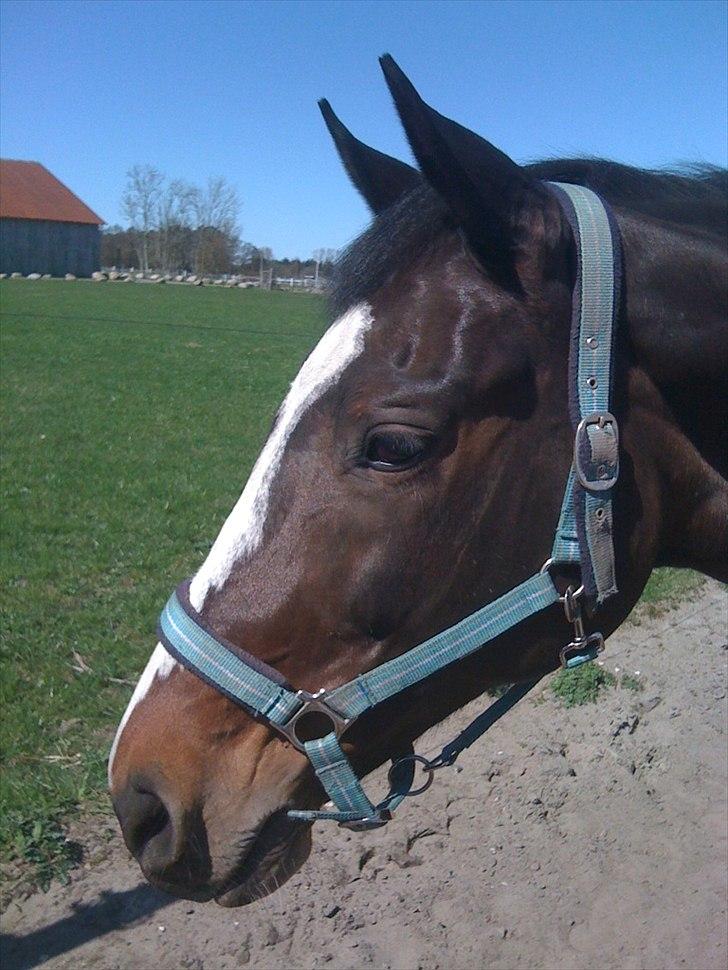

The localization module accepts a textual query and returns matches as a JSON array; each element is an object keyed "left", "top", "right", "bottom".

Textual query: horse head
[{"left": 109, "top": 57, "right": 710, "bottom": 905}]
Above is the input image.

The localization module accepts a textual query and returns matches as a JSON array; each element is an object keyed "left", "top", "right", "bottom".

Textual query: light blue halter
[{"left": 158, "top": 184, "right": 621, "bottom": 830}]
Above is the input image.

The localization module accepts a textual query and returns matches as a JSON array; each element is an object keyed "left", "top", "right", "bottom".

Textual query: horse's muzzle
[{"left": 113, "top": 773, "right": 214, "bottom": 899}]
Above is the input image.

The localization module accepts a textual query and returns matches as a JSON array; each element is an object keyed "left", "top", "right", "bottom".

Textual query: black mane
[
  {"left": 331, "top": 159, "right": 727, "bottom": 317},
  {"left": 525, "top": 158, "right": 726, "bottom": 235}
]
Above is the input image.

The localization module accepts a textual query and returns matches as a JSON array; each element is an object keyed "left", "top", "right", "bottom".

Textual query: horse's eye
[{"left": 363, "top": 428, "right": 432, "bottom": 471}]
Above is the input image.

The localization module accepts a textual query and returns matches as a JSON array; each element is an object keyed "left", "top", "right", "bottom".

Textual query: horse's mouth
[{"left": 213, "top": 809, "right": 312, "bottom": 907}]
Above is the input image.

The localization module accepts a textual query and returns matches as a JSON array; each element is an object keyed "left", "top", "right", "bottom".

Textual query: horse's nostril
[
  {"left": 114, "top": 781, "right": 177, "bottom": 866},
  {"left": 113, "top": 779, "right": 212, "bottom": 895},
  {"left": 130, "top": 791, "right": 170, "bottom": 854}
]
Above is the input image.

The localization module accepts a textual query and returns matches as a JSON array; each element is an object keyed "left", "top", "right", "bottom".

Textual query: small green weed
[
  {"left": 6, "top": 809, "right": 83, "bottom": 891},
  {"left": 551, "top": 663, "right": 616, "bottom": 707},
  {"left": 619, "top": 673, "right": 643, "bottom": 692}
]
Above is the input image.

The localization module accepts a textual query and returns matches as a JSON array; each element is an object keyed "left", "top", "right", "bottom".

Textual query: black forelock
[
  {"left": 330, "top": 158, "right": 727, "bottom": 317},
  {"left": 330, "top": 182, "right": 452, "bottom": 319}
]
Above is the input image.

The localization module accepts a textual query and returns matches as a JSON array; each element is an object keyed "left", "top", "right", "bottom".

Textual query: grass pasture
[
  {"left": 0, "top": 279, "right": 702, "bottom": 890},
  {"left": 1, "top": 279, "right": 328, "bottom": 885}
]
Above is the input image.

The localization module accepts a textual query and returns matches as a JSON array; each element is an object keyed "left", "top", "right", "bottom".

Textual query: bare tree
[
  {"left": 313, "top": 247, "right": 338, "bottom": 286},
  {"left": 191, "top": 177, "right": 239, "bottom": 235},
  {"left": 312, "top": 248, "right": 338, "bottom": 287},
  {"left": 156, "top": 179, "right": 196, "bottom": 273},
  {"left": 237, "top": 242, "right": 258, "bottom": 271},
  {"left": 121, "top": 165, "right": 164, "bottom": 273},
  {"left": 312, "top": 248, "right": 324, "bottom": 288},
  {"left": 190, "top": 177, "right": 241, "bottom": 274},
  {"left": 258, "top": 246, "right": 273, "bottom": 288}
]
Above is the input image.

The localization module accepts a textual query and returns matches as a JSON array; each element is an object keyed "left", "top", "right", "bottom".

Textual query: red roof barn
[{"left": 0, "top": 160, "right": 103, "bottom": 277}]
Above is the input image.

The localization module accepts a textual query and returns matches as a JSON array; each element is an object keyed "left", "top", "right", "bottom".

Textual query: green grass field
[
  {"left": 0, "top": 279, "right": 703, "bottom": 890},
  {"left": 0, "top": 280, "right": 328, "bottom": 886}
]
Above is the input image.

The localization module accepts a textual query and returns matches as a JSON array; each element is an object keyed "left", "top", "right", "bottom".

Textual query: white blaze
[
  {"left": 188, "top": 301, "right": 374, "bottom": 611},
  {"left": 108, "top": 642, "right": 176, "bottom": 784},
  {"left": 108, "top": 303, "right": 374, "bottom": 782}
]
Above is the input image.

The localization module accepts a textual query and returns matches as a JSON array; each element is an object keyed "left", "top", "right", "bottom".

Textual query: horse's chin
[{"left": 213, "top": 812, "right": 313, "bottom": 907}]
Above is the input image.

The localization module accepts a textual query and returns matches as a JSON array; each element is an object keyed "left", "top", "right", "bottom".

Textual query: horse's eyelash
[{"left": 374, "top": 431, "right": 424, "bottom": 454}]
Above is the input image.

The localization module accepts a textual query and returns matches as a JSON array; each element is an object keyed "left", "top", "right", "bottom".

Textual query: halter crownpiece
[{"left": 158, "top": 183, "right": 621, "bottom": 830}]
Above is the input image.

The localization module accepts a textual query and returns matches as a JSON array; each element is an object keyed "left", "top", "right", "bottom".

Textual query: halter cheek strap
[
  {"left": 548, "top": 182, "right": 622, "bottom": 605},
  {"left": 157, "top": 183, "right": 620, "bottom": 830}
]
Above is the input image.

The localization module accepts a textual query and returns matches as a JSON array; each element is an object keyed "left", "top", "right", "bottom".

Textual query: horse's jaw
[
  {"left": 134, "top": 807, "right": 313, "bottom": 907},
  {"left": 212, "top": 811, "right": 313, "bottom": 907}
]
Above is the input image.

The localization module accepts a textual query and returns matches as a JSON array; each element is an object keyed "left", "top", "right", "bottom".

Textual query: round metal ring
[
  {"left": 388, "top": 755, "right": 435, "bottom": 798},
  {"left": 289, "top": 708, "right": 338, "bottom": 747}
]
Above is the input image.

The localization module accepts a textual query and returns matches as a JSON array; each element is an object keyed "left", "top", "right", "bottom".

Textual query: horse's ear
[
  {"left": 319, "top": 98, "right": 421, "bottom": 214},
  {"left": 380, "top": 54, "right": 546, "bottom": 291}
]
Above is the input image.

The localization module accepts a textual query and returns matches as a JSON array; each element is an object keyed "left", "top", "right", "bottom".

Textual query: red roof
[{"left": 0, "top": 160, "right": 103, "bottom": 225}]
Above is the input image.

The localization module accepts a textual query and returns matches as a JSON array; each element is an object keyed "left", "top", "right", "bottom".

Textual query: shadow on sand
[{"left": 1, "top": 882, "right": 176, "bottom": 970}]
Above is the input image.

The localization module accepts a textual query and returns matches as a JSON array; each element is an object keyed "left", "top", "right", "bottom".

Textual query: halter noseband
[{"left": 158, "top": 183, "right": 621, "bottom": 830}]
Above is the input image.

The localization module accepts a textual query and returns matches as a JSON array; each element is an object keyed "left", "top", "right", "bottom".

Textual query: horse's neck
[
  {"left": 619, "top": 210, "right": 727, "bottom": 473},
  {"left": 617, "top": 209, "right": 728, "bottom": 581}
]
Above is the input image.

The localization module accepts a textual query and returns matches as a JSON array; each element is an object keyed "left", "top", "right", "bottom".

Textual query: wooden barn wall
[{"left": 0, "top": 219, "right": 100, "bottom": 277}]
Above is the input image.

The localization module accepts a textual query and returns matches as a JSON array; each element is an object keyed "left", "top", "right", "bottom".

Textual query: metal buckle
[
  {"left": 559, "top": 584, "right": 605, "bottom": 668},
  {"left": 574, "top": 411, "right": 619, "bottom": 491},
  {"left": 338, "top": 811, "right": 392, "bottom": 832},
  {"left": 560, "top": 633, "right": 605, "bottom": 668},
  {"left": 561, "top": 584, "right": 585, "bottom": 623},
  {"left": 276, "top": 689, "right": 356, "bottom": 754}
]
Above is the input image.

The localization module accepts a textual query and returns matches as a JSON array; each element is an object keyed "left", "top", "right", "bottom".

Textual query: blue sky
[{"left": 1, "top": 0, "right": 725, "bottom": 257}]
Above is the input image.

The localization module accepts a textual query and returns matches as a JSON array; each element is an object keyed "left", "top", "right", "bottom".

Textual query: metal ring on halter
[
  {"left": 541, "top": 559, "right": 584, "bottom": 592},
  {"left": 541, "top": 559, "right": 585, "bottom": 605},
  {"left": 276, "top": 689, "right": 357, "bottom": 754},
  {"left": 388, "top": 754, "right": 435, "bottom": 798}
]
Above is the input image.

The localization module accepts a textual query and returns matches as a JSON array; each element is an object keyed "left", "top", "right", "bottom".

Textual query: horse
[{"left": 109, "top": 56, "right": 727, "bottom": 907}]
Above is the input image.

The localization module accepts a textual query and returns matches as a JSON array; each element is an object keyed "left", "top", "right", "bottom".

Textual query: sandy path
[{"left": 2, "top": 581, "right": 726, "bottom": 970}]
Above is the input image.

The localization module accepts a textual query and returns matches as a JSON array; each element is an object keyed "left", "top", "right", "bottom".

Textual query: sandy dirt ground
[{"left": 2, "top": 581, "right": 726, "bottom": 970}]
